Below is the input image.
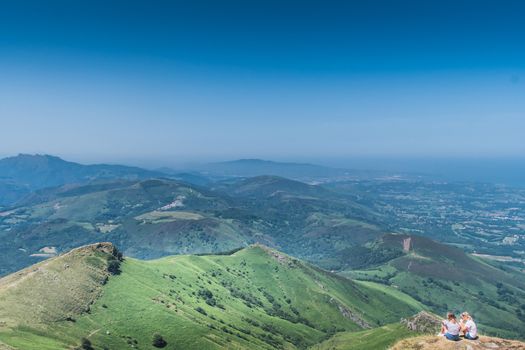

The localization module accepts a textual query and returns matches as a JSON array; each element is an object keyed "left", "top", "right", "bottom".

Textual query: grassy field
[
  {"left": 311, "top": 323, "right": 417, "bottom": 350},
  {"left": 353, "top": 281, "right": 427, "bottom": 311},
  {"left": 0, "top": 244, "right": 421, "bottom": 350}
]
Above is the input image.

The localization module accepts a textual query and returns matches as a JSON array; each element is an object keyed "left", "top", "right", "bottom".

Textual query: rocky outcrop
[
  {"left": 329, "top": 297, "right": 371, "bottom": 329},
  {"left": 400, "top": 310, "right": 442, "bottom": 333}
]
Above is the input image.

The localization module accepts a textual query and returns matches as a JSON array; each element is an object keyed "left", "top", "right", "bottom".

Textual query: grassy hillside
[
  {"left": 311, "top": 323, "right": 417, "bottom": 350},
  {"left": 0, "top": 176, "right": 383, "bottom": 276},
  {"left": 343, "top": 234, "right": 525, "bottom": 339},
  {"left": 0, "top": 243, "right": 420, "bottom": 350},
  {"left": 0, "top": 179, "right": 247, "bottom": 275}
]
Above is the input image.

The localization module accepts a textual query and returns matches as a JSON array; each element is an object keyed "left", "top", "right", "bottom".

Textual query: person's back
[
  {"left": 441, "top": 312, "right": 460, "bottom": 341},
  {"left": 445, "top": 319, "right": 460, "bottom": 335}
]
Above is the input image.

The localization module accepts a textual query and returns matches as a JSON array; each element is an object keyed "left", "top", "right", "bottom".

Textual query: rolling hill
[
  {"left": 218, "top": 175, "right": 332, "bottom": 199},
  {"left": 0, "top": 178, "right": 246, "bottom": 275},
  {"left": 0, "top": 176, "right": 384, "bottom": 276},
  {"left": 342, "top": 234, "right": 525, "bottom": 339},
  {"left": 0, "top": 243, "right": 421, "bottom": 350}
]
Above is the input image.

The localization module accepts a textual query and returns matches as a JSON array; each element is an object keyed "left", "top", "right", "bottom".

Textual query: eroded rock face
[{"left": 401, "top": 311, "right": 442, "bottom": 333}]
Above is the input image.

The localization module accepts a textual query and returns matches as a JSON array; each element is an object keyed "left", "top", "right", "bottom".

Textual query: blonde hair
[{"left": 461, "top": 312, "right": 472, "bottom": 320}]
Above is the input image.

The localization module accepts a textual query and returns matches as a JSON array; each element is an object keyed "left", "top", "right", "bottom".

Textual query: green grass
[
  {"left": 353, "top": 281, "right": 427, "bottom": 311},
  {"left": 311, "top": 323, "right": 417, "bottom": 350},
  {"left": 0, "top": 244, "right": 420, "bottom": 350}
]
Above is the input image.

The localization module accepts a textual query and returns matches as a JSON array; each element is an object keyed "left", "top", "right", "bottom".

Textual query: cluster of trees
[
  {"left": 515, "top": 304, "right": 525, "bottom": 322},
  {"left": 106, "top": 246, "right": 124, "bottom": 275},
  {"left": 496, "top": 282, "right": 518, "bottom": 304}
]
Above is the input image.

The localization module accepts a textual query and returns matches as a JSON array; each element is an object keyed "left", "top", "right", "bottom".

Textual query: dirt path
[{"left": 87, "top": 328, "right": 101, "bottom": 338}]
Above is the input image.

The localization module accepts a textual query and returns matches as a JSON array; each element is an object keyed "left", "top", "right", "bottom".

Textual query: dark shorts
[
  {"left": 444, "top": 333, "right": 460, "bottom": 341},
  {"left": 465, "top": 333, "right": 478, "bottom": 340}
]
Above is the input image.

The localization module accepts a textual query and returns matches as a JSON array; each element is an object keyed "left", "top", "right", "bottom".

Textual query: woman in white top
[
  {"left": 461, "top": 312, "right": 478, "bottom": 340},
  {"left": 441, "top": 312, "right": 461, "bottom": 341}
]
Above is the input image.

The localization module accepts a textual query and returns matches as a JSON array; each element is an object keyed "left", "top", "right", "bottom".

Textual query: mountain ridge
[{"left": 0, "top": 243, "right": 420, "bottom": 349}]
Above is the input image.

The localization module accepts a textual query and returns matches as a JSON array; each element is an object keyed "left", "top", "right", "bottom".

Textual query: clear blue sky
[{"left": 0, "top": 0, "right": 524, "bottom": 166}]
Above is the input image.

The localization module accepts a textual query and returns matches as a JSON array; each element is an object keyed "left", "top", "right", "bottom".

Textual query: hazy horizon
[
  {"left": 1, "top": 0, "right": 524, "bottom": 162},
  {"left": 1, "top": 152, "right": 524, "bottom": 188}
]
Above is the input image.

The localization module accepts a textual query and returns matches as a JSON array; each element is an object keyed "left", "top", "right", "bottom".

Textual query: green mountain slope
[
  {"left": 0, "top": 177, "right": 383, "bottom": 276},
  {"left": 0, "top": 243, "right": 420, "bottom": 350},
  {"left": 311, "top": 323, "right": 417, "bottom": 350},
  {"left": 342, "top": 234, "right": 525, "bottom": 339}
]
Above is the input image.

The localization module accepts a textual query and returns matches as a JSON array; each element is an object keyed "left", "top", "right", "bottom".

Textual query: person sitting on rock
[
  {"left": 440, "top": 312, "right": 461, "bottom": 341},
  {"left": 460, "top": 311, "right": 478, "bottom": 340}
]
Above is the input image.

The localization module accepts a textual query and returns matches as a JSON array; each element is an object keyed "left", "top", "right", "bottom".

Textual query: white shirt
[
  {"left": 465, "top": 319, "right": 477, "bottom": 337},
  {"left": 444, "top": 320, "right": 461, "bottom": 335}
]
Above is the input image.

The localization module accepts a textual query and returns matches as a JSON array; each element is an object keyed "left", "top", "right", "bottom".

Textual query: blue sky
[{"left": 0, "top": 0, "right": 524, "bottom": 166}]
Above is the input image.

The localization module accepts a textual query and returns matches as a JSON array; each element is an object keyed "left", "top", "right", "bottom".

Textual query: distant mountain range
[
  {"left": 0, "top": 154, "right": 407, "bottom": 207},
  {"left": 0, "top": 154, "right": 164, "bottom": 206},
  {"left": 187, "top": 158, "right": 393, "bottom": 182}
]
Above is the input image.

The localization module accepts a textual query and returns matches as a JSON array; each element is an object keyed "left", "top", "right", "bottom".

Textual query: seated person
[
  {"left": 460, "top": 312, "right": 478, "bottom": 340},
  {"left": 440, "top": 312, "right": 461, "bottom": 341}
]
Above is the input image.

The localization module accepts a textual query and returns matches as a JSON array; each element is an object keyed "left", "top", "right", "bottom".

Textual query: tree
[
  {"left": 152, "top": 333, "right": 167, "bottom": 348},
  {"left": 80, "top": 338, "right": 94, "bottom": 350},
  {"left": 107, "top": 259, "right": 121, "bottom": 275}
]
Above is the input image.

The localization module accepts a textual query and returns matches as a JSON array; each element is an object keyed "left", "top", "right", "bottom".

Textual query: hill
[
  {"left": 0, "top": 176, "right": 384, "bottom": 276},
  {"left": 220, "top": 175, "right": 331, "bottom": 198},
  {"left": 311, "top": 323, "right": 417, "bottom": 350},
  {"left": 0, "top": 243, "right": 421, "bottom": 350},
  {"left": 0, "top": 178, "right": 247, "bottom": 275},
  {"left": 342, "top": 234, "right": 525, "bottom": 339},
  {"left": 0, "top": 154, "right": 164, "bottom": 206}
]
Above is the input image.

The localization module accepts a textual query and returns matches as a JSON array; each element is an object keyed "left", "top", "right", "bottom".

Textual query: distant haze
[{"left": 1, "top": 1, "right": 524, "bottom": 164}]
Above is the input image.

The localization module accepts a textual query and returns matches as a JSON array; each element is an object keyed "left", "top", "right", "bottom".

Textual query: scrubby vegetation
[{"left": 152, "top": 333, "right": 167, "bottom": 348}]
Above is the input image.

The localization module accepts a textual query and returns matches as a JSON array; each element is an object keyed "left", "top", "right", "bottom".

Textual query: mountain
[
  {"left": 193, "top": 159, "right": 380, "bottom": 183},
  {"left": 219, "top": 175, "right": 331, "bottom": 198},
  {"left": 342, "top": 234, "right": 525, "bottom": 339},
  {"left": 0, "top": 178, "right": 245, "bottom": 275},
  {"left": 0, "top": 154, "right": 164, "bottom": 206},
  {"left": 0, "top": 176, "right": 383, "bottom": 276},
  {"left": 0, "top": 243, "right": 421, "bottom": 350}
]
